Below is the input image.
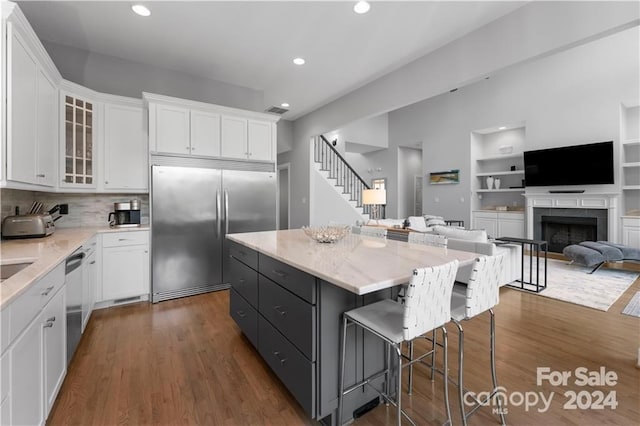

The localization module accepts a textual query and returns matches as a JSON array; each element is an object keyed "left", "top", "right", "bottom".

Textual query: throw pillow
[
  {"left": 407, "top": 216, "right": 429, "bottom": 232},
  {"left": 425, "top": 218, "right": 446, "bottom": 227}
]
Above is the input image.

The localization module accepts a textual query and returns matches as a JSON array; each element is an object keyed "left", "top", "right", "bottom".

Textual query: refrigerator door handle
[
  {"left": 224, "top": 189, "right": 229, "bottom": 234},
  {"left": 216, "top": 190, "right": 221, "bottom": 238}
]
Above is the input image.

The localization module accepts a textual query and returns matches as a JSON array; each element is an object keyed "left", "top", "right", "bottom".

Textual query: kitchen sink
[{"left": 1, "top": 262, "right": 34, "bottom": 283}]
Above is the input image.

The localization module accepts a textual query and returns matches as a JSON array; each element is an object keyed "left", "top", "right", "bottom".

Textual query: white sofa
[{"left": 429, "top": 225, "right": 521, "bottom": 287}]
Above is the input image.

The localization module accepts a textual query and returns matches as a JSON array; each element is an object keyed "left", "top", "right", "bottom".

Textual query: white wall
[
  {"left": 289, "top": 1, "right": 639, "bottom": 228},
  {"left": 398, "top": 148, "right": 423, "bottom": 219},
  {"left": 310, "top": 167, "right": 364, "bottom": 227},
  {"left": 277, "top": 119, "right": 294, "bottom": 153},
  {"left": 324, "top": 114, "right": 389, "bottom": 154},
  {"left": 42, "top": 40, "right": 264, "bottom": 112},
  {"left": 389, "top": 26, "right": 639, "bottom": 225}
]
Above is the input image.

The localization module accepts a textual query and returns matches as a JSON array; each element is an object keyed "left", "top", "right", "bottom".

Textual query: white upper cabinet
[
  {"left": 190, "top": 110, "right": 221, "bottom": 157},
  {"left": 154, "top": 104, "right": 190, "bottom": 155},
  {"left": 220, "top": 115, "right": 247, "bottom": 159},
  {"left": 103, "top": 101, "right": 148, "bottom": 191},
  {"left": 60, "top": 91, "right": 96, "bottom": 188},
  {"left": 144, "top": 92, "right": 279, "bottom": 162},
  {"left": 36, "top": 69, "right": 57, "bottom": 187},
  {"left": 7, "top": 24, "right": 37, "bottom": 184},
  {"left": 247, "top": 119, "right": 274, "bottom": 161},
  {"left": 6, "top": 18, "right": 59, "bottom": 187}
]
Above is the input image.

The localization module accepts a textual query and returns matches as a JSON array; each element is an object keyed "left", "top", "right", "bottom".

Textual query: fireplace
[
  {"left": 525, "top": 193, "right": 619, "bottom": 247},
  {"left": 533, "top": 207, "right": 608, "bottom": 253},
  {"left": 541, "top": 216, "right": 597, "bottom": 253}
]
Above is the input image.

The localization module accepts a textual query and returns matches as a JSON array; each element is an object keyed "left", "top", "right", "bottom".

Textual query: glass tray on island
[{"left": 302, "top": 225, "right": 350, "bottom": 243}]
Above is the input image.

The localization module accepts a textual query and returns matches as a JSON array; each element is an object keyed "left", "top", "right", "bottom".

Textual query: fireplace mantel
[{"left": 524, "top": 192, "right": 619, "bottom": 243}]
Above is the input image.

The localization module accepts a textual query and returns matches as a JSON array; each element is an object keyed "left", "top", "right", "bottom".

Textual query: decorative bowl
[{"left": 302, "top": 226, "right": 350, "bottom": 243}]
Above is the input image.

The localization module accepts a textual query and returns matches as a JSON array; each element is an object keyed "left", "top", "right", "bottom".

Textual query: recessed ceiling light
[
  {"left": 131, "top": 4, "right": 151, "bottom": 17},
  {"left": 281, "top": 103, "right": 290, "bottom": 108},
  {"left": 293, "top": 57, "right": 305, "bottom": 65},
  {"left": 353, "top": 1, "right": 370, "bottom": 14},
  {"left": 498, "top": 126, "right": 507, "bottom": 130}
]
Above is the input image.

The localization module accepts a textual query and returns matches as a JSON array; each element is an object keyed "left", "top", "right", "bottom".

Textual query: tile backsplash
[{"left": 0, "top": 189, "right": 149, "bottom": 229}]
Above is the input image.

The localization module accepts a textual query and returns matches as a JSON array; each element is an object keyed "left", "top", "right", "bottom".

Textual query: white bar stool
[
  {"left": 337, "top": 260, "right": 459, "bottom": 426},
  {"left": 450, "top": 254, "right": 507, "bottom": 426}
]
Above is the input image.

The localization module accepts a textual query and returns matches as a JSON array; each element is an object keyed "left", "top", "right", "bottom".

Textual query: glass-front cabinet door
[{"left": 60, "top": 94, "right": 95, "bottom": 187}]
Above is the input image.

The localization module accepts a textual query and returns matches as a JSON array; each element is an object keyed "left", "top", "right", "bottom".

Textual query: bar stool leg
[
  {"left": 442, "top": 327, "right": 452, "bottom": 426},
  {"left": 452, "top": 319, "right": 467, "bottom": 426},
  {"left": 408, "top": 341, "right": 415, "bottom": 395},
  {"left": 490, "top": 309, "right": 506, "bottom": 426},
  {"left": 395, "top": 344, "right": 403, "bottom": 426},
  {"left": 385, "top": 342, "right": 391, "bottom": 406},
  {"left": 338, "top": 315, "right": 348, "bottom": 426},
  {"left": 431, "top": 329, "right": 436, "bottom": 381}
]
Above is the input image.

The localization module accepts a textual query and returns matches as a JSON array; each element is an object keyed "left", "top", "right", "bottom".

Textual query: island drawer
[
  {"left": 230, "top": 289, "right": 258, "bottom": 348},
  {"left": 259, "top": 255, "right": 316, "bottom": 304},
  {"left": 258, "top": 316, "right": 315, "bottom": 417},
  {"left": 259, "top": 276, "right": 316, "bottom": 361},
  {"left": 229, "top": 241, "right": 258, "bottom": 270},
  {"left": 228, "top": 256, "right": 258, "bottom": 308}
]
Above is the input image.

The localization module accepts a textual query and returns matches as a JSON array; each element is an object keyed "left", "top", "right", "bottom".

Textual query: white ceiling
[{"left": 17, "top": 1, "right": 525, "bottom": 120}]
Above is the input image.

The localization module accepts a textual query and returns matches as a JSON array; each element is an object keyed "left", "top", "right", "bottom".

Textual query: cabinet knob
[
  {"left": 191, "top": 147, "right": 196, "bottom": 151},
  {"left": 47, "top": 316, "right": 56, "bottom": 322},
  {"left": 186, "top": 146, "right": 190, "bottom": 150},
  {"left": 41, "top": 286, "right": 54, "bottom": 296},
  {"left": 105, "top": 181, "right": 109, "bottom": 184},
  {"left": 36, "top": 173, "right": 45, "bottom": 178},
  {"left": 43, "top": 322, "right": 54, "bottom": 328}
]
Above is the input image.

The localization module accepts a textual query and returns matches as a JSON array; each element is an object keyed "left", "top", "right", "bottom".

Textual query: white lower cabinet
[
  {"left": 3, "top": 261, "right": 66, "bottom": 426},
  {"left": 472, "top": 211, "right": 525, "bottom": 239},
  {"left": 43, "top": 287, "right": 66, "bottom": 416},
  {"left": 622, "top": 216, "right": 640, "bottom": 247},
  {"left": 82, "top": 237, "right": 98, "bottom": 331},
  {"left": 1, "top": 350, "right": 10, "bottom": 424},
  {"left": 10, "top": 311, "right": 43, "bottom": 426},
  {"left": 100, "top": 231, "right": 150, "bottom": 302}
]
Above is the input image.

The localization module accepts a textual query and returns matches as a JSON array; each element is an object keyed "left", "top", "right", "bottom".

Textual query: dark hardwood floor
[{"left": 48, "top": 263, "right": 640, "bottom": 425}]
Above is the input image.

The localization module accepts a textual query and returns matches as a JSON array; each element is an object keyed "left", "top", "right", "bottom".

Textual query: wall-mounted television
[{"left": 524, "top": 141, "right": 614, "bottom": 187}]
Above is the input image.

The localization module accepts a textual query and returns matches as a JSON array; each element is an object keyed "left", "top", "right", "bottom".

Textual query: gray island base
[{"left": 226, "top": 229, "right": 478, "bottom": 425}]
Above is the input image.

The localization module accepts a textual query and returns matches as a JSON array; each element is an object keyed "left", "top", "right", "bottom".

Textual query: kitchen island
[{"left": 226, "top": 229, "right": 478, "bottom": 425}]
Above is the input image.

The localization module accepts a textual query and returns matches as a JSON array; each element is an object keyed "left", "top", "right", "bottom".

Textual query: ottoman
[{"left": 563, "top": 241, "right": 640, "bottom": 273}]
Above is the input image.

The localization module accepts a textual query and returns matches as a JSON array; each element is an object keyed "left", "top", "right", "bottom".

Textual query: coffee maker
[{"left": 108, "top": 199, "right": 141, "bottom": 227}]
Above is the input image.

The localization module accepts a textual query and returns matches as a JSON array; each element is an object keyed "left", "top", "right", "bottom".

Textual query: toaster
[{"left": 2, "top": 214, "right": 55, "bottom": 239}]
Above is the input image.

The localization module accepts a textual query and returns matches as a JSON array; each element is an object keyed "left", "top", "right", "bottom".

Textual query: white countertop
[
  {"left": 227, "top": 229, "right": 479, "bottom": 295},
  {"left": 0, "top": 226, "right": 149, "bottom": 309}
]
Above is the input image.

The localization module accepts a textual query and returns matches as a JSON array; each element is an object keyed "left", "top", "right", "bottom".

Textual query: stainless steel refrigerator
[{"left": 151, "top": 165, "right": 276, "bottom": 302}]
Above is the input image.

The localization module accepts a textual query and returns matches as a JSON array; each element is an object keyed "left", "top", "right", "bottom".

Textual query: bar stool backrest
[
  {"left": 464, "top": 254, "right": 504, "bottom": 319},
  {"left": 403, "top": 260, "right": 459, "bottom": 341}
]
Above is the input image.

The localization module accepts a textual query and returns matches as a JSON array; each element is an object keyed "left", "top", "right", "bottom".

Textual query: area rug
[
  {"left": 622, "top": 291, "right": 640, "bottom": 317},
  {"left": 513, "top": 259, "right": 639, "bottom": 311}
]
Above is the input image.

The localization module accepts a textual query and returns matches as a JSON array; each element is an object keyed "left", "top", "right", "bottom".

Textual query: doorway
[{"left": 277, "top": 163, "right": 290, "bottom": 230}]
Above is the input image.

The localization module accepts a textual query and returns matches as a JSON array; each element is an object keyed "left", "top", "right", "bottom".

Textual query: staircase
[{"left": 312, "top": 136, "right": 372, "bottom": 222}]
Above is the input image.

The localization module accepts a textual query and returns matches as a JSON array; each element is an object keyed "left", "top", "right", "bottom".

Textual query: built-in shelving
[
  {"left": 470, "top": 125, "right": 527, "bottom": 224},
  {"left": 476, "top": 188, "right": 525, "bottom": 193},
  {"left": 476, "top": 153, "right": 522, "bottom": 162},
  {"left": 476, "top": 170, "right": 525, "bottom": 177},
  {"left": 620, "top": 102, "right": 640, "bottom": 230}
]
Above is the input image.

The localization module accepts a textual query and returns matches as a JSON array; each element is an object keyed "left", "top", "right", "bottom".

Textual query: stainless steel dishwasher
[{"left": 66, "top": 247, "right": 85, "bottom": 365}]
